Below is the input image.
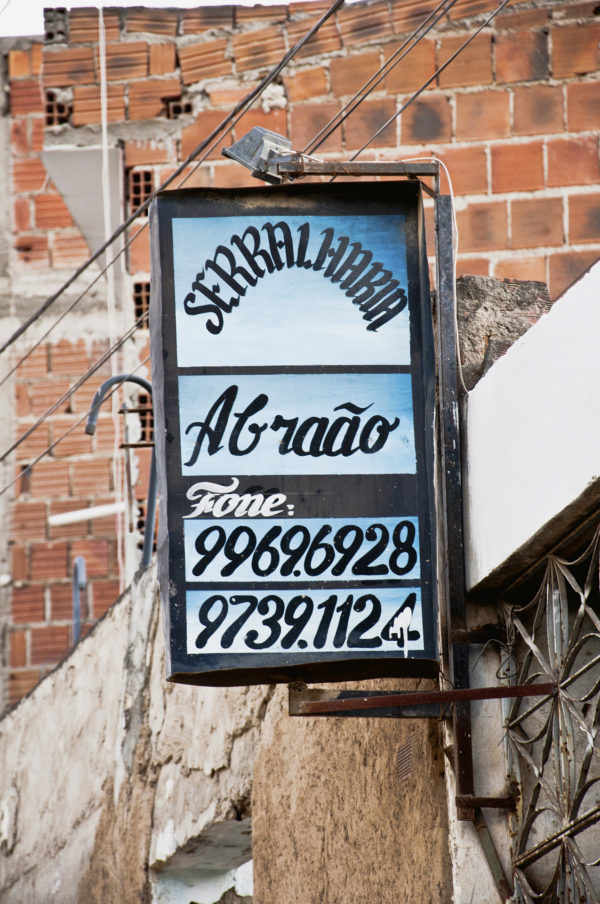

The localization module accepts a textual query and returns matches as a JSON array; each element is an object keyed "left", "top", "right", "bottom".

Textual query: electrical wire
[
  {"left": 0, "top": 0, "right": 349, "bottom": 494},
  {"left": 0, "top": 0, "right": 346, "bottom": 360},
  {"left": 0, "top": 221, "right": 146, "bottom": 389},
  {"left": 0, "top": 356, "right": 151, "bottom": 501},
  {"left": 0, "top": 311, "right": 148, "bottom": 465},
  {"left": 3, "top": 0, "right": 507, "bottom": 486},
  {"left": 307, "top": 0, "right": 511, "bottom": 404},
  {"left": 344, "top": 0, "right": 512, "bottom": 163},
  {"left": 2, "top": 0, "right": 347, "bottom": 405},
  {"left": 303, "top": 0, "right": 460, "bottom": 156},
  {"left": 401, "top": 155, "right": 469, "bottom": 396}
]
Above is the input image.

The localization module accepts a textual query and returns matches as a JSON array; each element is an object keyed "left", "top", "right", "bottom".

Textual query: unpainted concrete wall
[
  {"left": 0, "top": 561, "right": 453, "bottom": 903},
  {"left": 0, "top": 565, "right": 270, "bottom": 903}
]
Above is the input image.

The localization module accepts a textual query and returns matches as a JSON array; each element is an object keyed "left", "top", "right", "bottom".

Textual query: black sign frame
[{"left": 150, "top": 181, "right": 438, "bottom": 686}]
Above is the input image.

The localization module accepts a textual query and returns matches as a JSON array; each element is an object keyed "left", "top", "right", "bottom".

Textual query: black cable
[
  {"left": 0, "top": 0, "right": 346, "bottom": 359},
  {"left": 0, "top": 311, "right": 148, "bottom": 464},
  {"left": 0, "top": 222, "right": 146, "bottom": 389},
  {"left": 0, "top": 356, "right": 151, "bottom": 500},
  {"left": 344, "top": 0, "right": 512, "bottom": 166},
  {"left": 0, "top": 0, "right": 348, "bottom": 469},
  {"left": 303, "top": 0, "right": 459, "bottom": 156}
]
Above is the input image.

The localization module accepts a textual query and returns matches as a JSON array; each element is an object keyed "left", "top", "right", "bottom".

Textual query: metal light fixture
[{"left": 222, "top": 126, "right": 294, "bottom": 184}]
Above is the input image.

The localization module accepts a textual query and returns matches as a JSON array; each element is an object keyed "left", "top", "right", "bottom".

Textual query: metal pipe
[
  {"left": 85, "top": 374, "right": 153, "bottom": 436},
  {"left": 294, "top": 683, "right": 557, "bottom": 716},
  {"left": 142, "top": 448, "right": 157, "bottom": 569},
  {"left": 72, "top": 556, "right": 86, "bottom": 645},
  {"left": 85, "top": 374, "right": 156, "bottom": 568},
  {"left": 473, "top": 807, "right": 513, "bottom": 901}
]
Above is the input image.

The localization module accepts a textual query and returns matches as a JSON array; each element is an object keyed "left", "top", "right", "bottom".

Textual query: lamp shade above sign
[{"left": 149, "top": 182, "right": 438, "bottom": 686}]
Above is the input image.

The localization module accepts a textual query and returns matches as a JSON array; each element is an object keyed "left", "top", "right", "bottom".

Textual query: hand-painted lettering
[
  {"left": 182, "top": 221, "right": 407, "bottom": 335},
  {"left": 183, "top": 385, "right": 400, "bottom": 466}
]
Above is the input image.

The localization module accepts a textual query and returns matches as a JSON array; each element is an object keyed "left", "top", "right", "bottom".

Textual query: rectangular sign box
[{"left": 150, "top": 182, "right": 438, "bottom": 686}]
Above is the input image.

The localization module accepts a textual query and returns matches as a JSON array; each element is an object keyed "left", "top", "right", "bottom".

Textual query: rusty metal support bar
[
  {"left": 274, "top": 158, "right": 438, "bottom": 196},
  {"left": 473, "top": 807, "right": 514, "bottom": 901},
  {"left": 434, "top": 194, "right": 476, "bottom": 817},
  {"left": 456, "top": 795, "right": 516, "bottom": 811},
  {"left": 276, "top": 158, "right": 439, "bottom": 178},
  {"left": 450, "top": 623, "right": 505, "bottom": 644},
  {"left": 289, "top": 682, "right": 556, "bottom": 716}
]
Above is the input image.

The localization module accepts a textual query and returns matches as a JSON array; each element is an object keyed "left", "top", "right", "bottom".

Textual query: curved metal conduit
[{"left": 85, "top": 374, "right": 157, "bottom": 569}]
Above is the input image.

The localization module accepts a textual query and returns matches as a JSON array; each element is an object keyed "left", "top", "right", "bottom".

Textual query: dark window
[
  {"left": 137, "top": 393, "right": 154, "bottom": 444},
  {"left": 166, "top": 99, "right": 193, "bottom": 119},
  {"left": 45, "top": 91, "right": 71, "bottom": 126},
  {"left": 128, "top": 169, "right": 153, "bottom": 216},
  {"left": 133, "top": 281, "right": 150, "bottom": 323}
]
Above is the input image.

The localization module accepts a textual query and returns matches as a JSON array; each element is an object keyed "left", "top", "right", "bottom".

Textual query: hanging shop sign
[{"left": 150, "top": 182, "right": 438, "bottom": 686}]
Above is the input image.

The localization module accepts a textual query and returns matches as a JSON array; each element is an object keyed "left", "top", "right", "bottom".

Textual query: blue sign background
[
  {"left": 179, "top": 372, "right": 415, "bottom": 475},
  {"left": 151, "top": 183, "right": 438, "bottom": 682},
  {"left": 172, "top": 214, "right": 410, "bottom": 367},
  {"left": 183, "top": 516, "right": 420, "bottom": 583}
]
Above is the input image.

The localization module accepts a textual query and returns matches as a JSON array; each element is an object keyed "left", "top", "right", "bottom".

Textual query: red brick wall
[
  {"left": 8, "top": 339, "right": 122, "bottom": 703},
  {"left": 4, "top": 0, "right": 600, "bottom": 705}
]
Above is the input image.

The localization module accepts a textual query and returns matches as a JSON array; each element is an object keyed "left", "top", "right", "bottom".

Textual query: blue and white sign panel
[{"left": 150, "top": 183, "right": 437, "bottom": 686}]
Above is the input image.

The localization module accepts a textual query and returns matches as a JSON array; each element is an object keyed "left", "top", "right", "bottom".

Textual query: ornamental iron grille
[{"left": 502, "top": 526, "right": 600, "bottom": 903}]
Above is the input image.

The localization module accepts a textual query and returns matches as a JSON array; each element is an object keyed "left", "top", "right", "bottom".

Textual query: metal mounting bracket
[{"left": 265, "top": 157, "right": 516, "bottom": 824}]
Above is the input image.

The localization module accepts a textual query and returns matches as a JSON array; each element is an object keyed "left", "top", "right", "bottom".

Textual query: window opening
[
  {"left": 45, "top": 91, "right": 71, "bottom": 126},
  {"left": 133, "top": 282, "right": 150, "bottom": 323},
  {"left": 128, "top": 169, "right": 153, "bottom": 216},
  {"left": 166, "top": 99, "right": 193, "bottom": 119}
]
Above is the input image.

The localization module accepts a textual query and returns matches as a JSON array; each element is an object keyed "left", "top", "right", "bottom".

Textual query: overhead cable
[
  {"left": 0, "top": 0, "right": 346, "bottom": 359},
  {"left": 0, "top": 357, "right": 151, "bottom": 500},
  {"left": 0, "top": 222, "right": 146, "bottom": 389},
  {"left": 303, "top": 0, "right": 460, "bottom": 155},
  {"left": 345, "top": 0, "right": 512, "bottom": 163},
  {"left": 0, "top": 312, "right": 148, "bottom": 465},
  {"left": 0, "top": 0, "right": 348, "bottom": 479}
]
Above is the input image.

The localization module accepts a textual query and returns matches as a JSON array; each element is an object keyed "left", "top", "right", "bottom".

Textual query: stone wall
[{"left": 0, "top": 562, "right": 453, "bottom": 904}]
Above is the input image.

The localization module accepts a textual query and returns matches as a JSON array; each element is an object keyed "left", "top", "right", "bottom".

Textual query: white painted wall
[{"left": 464, "top": 260, "right": 600, "bottom": 592}]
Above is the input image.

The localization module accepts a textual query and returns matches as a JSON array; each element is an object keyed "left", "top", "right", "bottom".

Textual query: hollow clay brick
[
  {"left": 491, "top": 141, "right": 545, "bottom": 193},
  {"left": 511, "top": 197, "right": 564, "bottom": 248},
  {"left": 10, "top": 80, "right": 44, "bottom": 114},
  {"left": 495, "top": 30, "right": 549, "bottom": 84},
  {"left": 30, "top": 543, "right": 68, "bottom": 581},
  {"left": 233, "top": 26, "right": 286, "bottom": 72},
  {"left": 401, "top": 94, "right": 451, "bottom": 144},
  {"left": 178, "top": 39, "right": 230, "bottom": 85},
  {"left": 513, "top": 85, "right": 563, "bottom": 135},
  {"left": 384, "top": 40, "right": 436, "bottom": 94},
  {"left": 456, "top": 201, "right": 508, "bottom": 252},
  {"left": 552, "top": 23, "right": 600, "bottom": 78},
  {"left": 569, "top": 193, "right": 600, "bottom": 244},
  {"left": 456, "top": 90, "right": 510, "bottom": 140},
  {"left": 330, "top": 52, "right": 381, "bottom": 97},
  {"left": 438, "top": 34, "right": 492, "bottom": 89},
  {"left": 42, "top": 46, "right": 96, "bottom": 87},
  {"left": 547, "top": 137, "right": 600, "bottom": 187}
]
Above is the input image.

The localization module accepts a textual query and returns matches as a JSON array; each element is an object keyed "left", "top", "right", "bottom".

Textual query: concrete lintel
[{"left": 464, "top": 259, "right": 600, "bottom": 594}]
